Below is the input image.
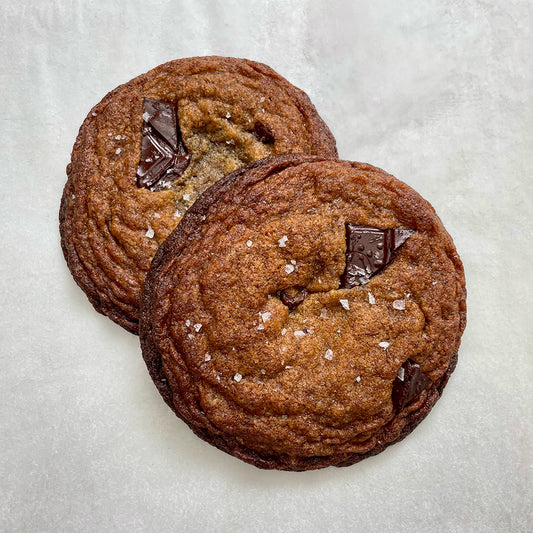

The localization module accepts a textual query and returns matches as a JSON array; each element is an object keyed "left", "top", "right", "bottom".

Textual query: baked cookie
[
  {"left": 140, "top": 154, "right": 467, "bottom": 471},
  {"left": 59, "top": 57, "right": 337, "bottom": 333}
]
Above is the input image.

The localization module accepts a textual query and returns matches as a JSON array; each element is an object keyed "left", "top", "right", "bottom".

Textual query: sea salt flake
[
  {"left": 294, "top": 330, "right": 305, "bottom": 338},
  {"left": 182, "top": 194, "right": 191, "bottom": 202},
  {"left": 324, "top": 349, "right": 333, "bottom": 360},
  {"left": 115, "top": 148, "right": 121, "bottom": 155},
  {"left": 246, "top": 240, "right": 253, "bottom": 247},
  {"left": 290, "top": 259, "right": 296, "bottom": 265},
  {"left": 193, "top": 323, "right": 202, "bottom": 332},
  {"left": 225, "top": 112, "right": 231, "bottom": 119},
  {"left": 278, "top": 235, "right": 288, "bottom": 247},
  {"left": 187, "top": 333, "right": 194, "bottom": 339},
  {"left": 320, "top": 308, "right": 327, "bottom": 318},
  {"left": 393, "top": 299, "right": 406, "bottom": 310},
  {"left": 260, "top": 311, "right": 272, "bottom": 322},
  {"left": 204, "top": 353, "right": 211, "bottom": 362},
  {"left": 114, "top": 135, "right": 122, "bottom": 140},
  {"left": 260, "top": 96, "right": 266, "bottom": 102},
  {"left": 233, "top": 373, "right": 242, "bottom": 382},
  {"left": 257, "top": 324, "right": 265, "bottom": 330},
  {"left": 142, "top": 112, "right": 150, "bottom": 121},
  {"left": 285, "top": 365, "right": 293, "bottom": 369},
  {"left": 379, "top": 341, "right": 390, "bottom": 349},
  {"left": 145, "top": 225, "right": 155, "bottom": 238},
  {"left": 397, "top": 367, "right": 405, "bottom": 381},
  {"left": 339, "top": 299, "right": 350, "bottom": 310},
  {"left": 432, "top": 280, "right": 438, "bottom": 285},
  {"left": 185, "top": 319, "right": 191, "bottom": 327},
  {"left": 285, "top": 264, "right": 295, "bottom": 274},
  {"left": 368, "top": 293, "right": 376, "bottom": 305},
  {"left": 356, "top": 376, "right": 361, "bottom": 383},
  {"left": 91, "top": 112, "right": 97, "bottom": 117},
  {"left": 281, "top": 328, "right": 287, "bottom": 336},
  {"left": 260, "top": 369, "right": 266, "bottom": 375}
]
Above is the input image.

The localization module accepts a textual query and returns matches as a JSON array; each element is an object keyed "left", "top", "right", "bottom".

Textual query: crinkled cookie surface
[
  {"left": 59, "top": 57, "right": 337, "bottom": 333},
  {"left": 140, "top": 155, "right": 466, "bottom": 471}
]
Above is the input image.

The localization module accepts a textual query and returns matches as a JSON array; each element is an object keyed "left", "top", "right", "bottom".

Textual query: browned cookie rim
[
  {"left": 139, "top": 154, "right": 466, "bottom": 471},
  {"left": 60, "top": 57, "right": 338, "bottom": 334}
]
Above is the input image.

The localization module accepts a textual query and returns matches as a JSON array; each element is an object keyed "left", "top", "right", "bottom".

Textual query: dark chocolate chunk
[
  {"left": 278, "top": 286, "right": 309, "bottom": 310},
  {"left": 253, "top": 121, "right": 275, "bottom": 143},
  {"left": 339, "top": 224, "right": 414, "bottom": 288},
  {"left": 392, "top": 359, "right": 432, "bottom": 411},
  {"left": 136, "top": 98, "right": 191, "bottom": 190}
]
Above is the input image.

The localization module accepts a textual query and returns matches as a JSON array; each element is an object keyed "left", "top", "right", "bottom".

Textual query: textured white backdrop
[{"left": 1, "top": 1, "right": 532, "bottom": 532}]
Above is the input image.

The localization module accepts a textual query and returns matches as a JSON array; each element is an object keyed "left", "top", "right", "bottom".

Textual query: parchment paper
[{"left": 1, "top": 1, "right": 532, "bottom": 531}]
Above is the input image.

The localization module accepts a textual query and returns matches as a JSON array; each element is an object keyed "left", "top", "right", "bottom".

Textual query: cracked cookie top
[
  {"left": 59, "top": 57, "right": 337, "bottom": 333},
  {"left": 140, "top": 155, "right": 466, "bottom": 471}
]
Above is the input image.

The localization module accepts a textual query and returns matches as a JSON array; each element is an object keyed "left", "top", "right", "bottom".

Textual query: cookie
[
  {"left": 59, "top": 56, "right": 337, "bottom": 333},
  {"left": 140, "top": 154, "right": 467, "bottom": 471}
]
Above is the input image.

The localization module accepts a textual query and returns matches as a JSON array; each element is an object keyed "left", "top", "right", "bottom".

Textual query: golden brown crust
[
  {"left": 140, "top": 155, "right": 467, "bottom": 470},
  {"left": 59, "top": 57, "right": 337, "bottom": 333}
]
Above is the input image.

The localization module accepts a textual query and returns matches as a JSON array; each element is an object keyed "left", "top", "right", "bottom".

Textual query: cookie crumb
[
  {"left": 278, "top": 235, "right": 288, "bottom": 247},
  {"left": 379, "top": 341, "right": 390, "bottom": 349},
  {"left": 324, "top": 349, "right": 333, "bottom": 360},
  {"left": 392, "top": 299, "right": 406, "bottom": 310},
  {"left": 145, "top": 225, "right": 155, "bottom": 238},
  {"left": 320, "top": 308, "right": 327, "bottom": 318},
  {"left": 285, "top": 264, "right": 295, "bottom": 274},
  {"left": 233, "top": 373, "right": 242, "bottom": 382},
  {"left": 368, "top": 293, "right": 376, "bottom": 305},
  {"left": 339, "top": 299, "right": 350, "bottom": 310}
]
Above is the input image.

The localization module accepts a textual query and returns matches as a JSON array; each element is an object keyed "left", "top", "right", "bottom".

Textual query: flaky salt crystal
[
  {"left": 145, "top": 225, "right": 155, "bottom": 238},
  {"left": 356, "top": 376, "right": 361, "bottom": 382},
  {"left": 246, "top": 240, "right": 253, "bottom": 247},
  {"left": 185, "top": 319, "right": 191, "bottom": 327},
  {"left": 285, "top": 264, "right": 295, "bottom": 274},
  {"left": 294, "top": 330, "right": 305, "bottom": 338},
  {"left": 320, "top": 309, "right": 327, "bottom": 318},
  {"left": 397, "top": 367, "right": 405, "bottom": 381},
  {"left": 115, "top": 148, "right": 121, "bottom": 155},
  {"left": 290, "top": 259, "right": 296, "bottom": 265},
  {"left": 182, "top": 194, "right": 190, "bottom": 202},
  {"left": 142, "top": 112, "right": 150, "bottom": 121},
  {"left": 193, "top": 323, "right": 202, "bottom": 332},
  {"left": 257, "top": 324, "right": 265, "bottom": 330},
  {"left": 379, "top": 341, "right": 390, "bottom": 349},
  {"left": 225, "top": 112, "right": 231, "bottom": 119},
  {"left": 324, "top": 349, "right": 333, "bottom": 360},
  {"left": 368, "top": 293, "right": 376, "bottom": 305},
  {"left": 339, "top": 299, "right": 350, "bottom": 310},
  {"left": 260, "top": 311, "right": 272, "bottom": 322},
  {"left": 115, "top": 135, "right": 122, "bottom": 140},
  {"left": 233, "top": 373, "right": 242, "bottom": 382},
  {"left": 393, "top": 299, "right": 406, "bottom": 310},
  {"left": 281, "top": 328, "right": 287, "bottom": 336},
  {"left": 204, "top": 353, "right": 211, "bottom": 362},
  {"left": 278, "top": 235, "right": 288, "bottom": 247}
]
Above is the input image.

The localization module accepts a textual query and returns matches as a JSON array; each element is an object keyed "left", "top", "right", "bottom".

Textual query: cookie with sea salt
[
  {"left": 59, "top": 56, "right": 337, "bottom": 333},
  {"left": 139, "top": 154, "right": 467, "bottom": 471}
]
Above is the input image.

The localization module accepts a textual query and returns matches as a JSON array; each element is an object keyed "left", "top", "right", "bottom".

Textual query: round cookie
[
  {"left": 59, "top": 57, "right": 337, "bottom": 333},
  {"left": 140, "top": 154, "right": 467, "bottom": 471}
]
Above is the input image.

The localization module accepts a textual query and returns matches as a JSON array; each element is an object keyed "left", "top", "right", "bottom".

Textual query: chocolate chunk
[
  {"left": 253, "top": 121, "right": 274, "bottom": 143},
  {"left": 339, "top": 224, "right": 414, "bottom": 288},
  {"left": 392, "top": 359, "right": 432, "bottom": 411},
  {"left": 278, "top": 287, "right": 309, "bottom": 310},
  {"left": 136, "top": 98, "right": 191, "bottom": 190}
]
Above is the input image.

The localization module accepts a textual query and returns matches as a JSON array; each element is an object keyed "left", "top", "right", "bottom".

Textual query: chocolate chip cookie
[
  {"left": 59, "top": 57, "right": 337, "bottom": 333},
  {"left": 140, "top": 154, "right": 467, "bottom": 471}
]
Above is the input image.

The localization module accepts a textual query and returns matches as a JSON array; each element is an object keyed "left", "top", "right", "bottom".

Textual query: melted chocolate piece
[
  {"left": 278, "top": 287, "right": 309, "bottom": 310},
  {"left": 136, "top": 99, "right": 191, "bottom": 190},
  {"left": 392, "top": 359, "right": 432, "bottom": 411},
  {"left": 253, "top": 121, "right": 275, "bottom": 143},
  {"left": 339, "top": 224, "right": 414, "bottom": 288}
]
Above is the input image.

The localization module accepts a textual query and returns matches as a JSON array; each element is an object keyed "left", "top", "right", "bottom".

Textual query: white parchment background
[{"left": 1, "top": 1, "right": 532, "bottom": 532}]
